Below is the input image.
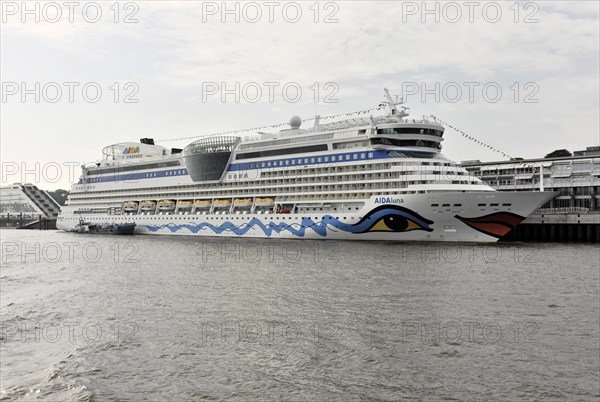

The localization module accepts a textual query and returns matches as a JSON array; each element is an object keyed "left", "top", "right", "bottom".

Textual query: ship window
[
  {"left": 442, "top": 204, "right": 450, "bottom": 207},
  {"left": 376, "top": 127, "right": 443, "bottom": 136},
  {"left": 304, "top": 159, "right": 309, "bottom": 164},
  {"left": 477, "top": 203, "right": 486, "bottom": 207},
  {"left": 311, "top": 158, "right": 315, "bottom": 163},
  {"left": 346, "top": 155, "right": 350, "bottom": 160},
  {"left": 371, "top": 137, "right": 439, "bottom": 149},
  {"left": 431, "top": 204, "right": 439, "bottom": 207},
  {"left": 317, "top": 157, "right": 322, "bottom": 163},
  {"left": 236, "top": 144, "right": 328, "bottom": 160},
  {"left": 353, "top": 154, "right": 358, "bottom": 160},
  {"left": 490, "top": 203, "right": 499, "bottom": 206},
  {"left": 502, "top": 203, "right": 512, "bottom": 206},
  {"left": 324, "top": 156, "right": 329, "bottom": 162},
  {"left": 360, "top": 153, "right": 366, "bottom": 159},
  {"left": 453, "top": 204, "right": 462, "bottom": 207},
  {"left": 368, "top": 152, "right": 373, "bottom": 158}
]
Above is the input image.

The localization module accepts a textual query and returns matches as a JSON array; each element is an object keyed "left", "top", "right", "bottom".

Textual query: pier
[
  {"left": 463, "top": 146, "right": 600, "bottom": 243},
  {"left": 0, "top": 183, "right": 60, "bottom": 230},
  {"left": 0, "top": 213, "right": 57, "bottom": 230},
  {"left": 501, "top": 208, "right": 600, "bottom": 243}
]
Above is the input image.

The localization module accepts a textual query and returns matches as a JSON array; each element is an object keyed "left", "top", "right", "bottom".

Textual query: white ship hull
[{"left": 57, "top": 192, "right": 555, "bottom": 242}]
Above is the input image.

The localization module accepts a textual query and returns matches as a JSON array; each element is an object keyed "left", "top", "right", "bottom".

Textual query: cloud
[{"left": 1, "top": 1, "right": 598, "bottom": 190}]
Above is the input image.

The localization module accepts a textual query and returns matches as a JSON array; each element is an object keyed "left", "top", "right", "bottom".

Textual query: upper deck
[{"left": 79, "top": 88, "right": 454, "bottom": 187}]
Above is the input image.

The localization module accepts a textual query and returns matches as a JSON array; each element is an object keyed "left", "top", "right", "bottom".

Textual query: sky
[{"left": 1, "top": 0, "right": 599, "bottom": 190}]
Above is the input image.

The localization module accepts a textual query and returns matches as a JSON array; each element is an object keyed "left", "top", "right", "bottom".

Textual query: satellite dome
[{"left": 289, "top": 115, "right": 302, "bottom": 129}]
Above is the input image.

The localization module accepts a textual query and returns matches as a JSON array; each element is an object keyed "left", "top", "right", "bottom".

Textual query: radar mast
[{"left": 383, "top": 87, "right": 409, "bottom": 118}]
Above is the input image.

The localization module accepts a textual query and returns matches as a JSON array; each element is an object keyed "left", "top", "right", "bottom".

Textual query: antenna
[{"left": 383, "top": 88, "right": 408, "bottom": 117}]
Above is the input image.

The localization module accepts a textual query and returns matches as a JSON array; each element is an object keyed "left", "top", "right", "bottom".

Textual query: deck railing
[{"left": 533, "top": 207, "right": 591, "bottom": 215}]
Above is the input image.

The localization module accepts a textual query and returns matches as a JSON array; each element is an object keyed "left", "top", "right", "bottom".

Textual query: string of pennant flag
[
  {"left": 156, "top": 107, "right": 512, "bottom": 160},
  {"left": 156, "top": 107, "right": 380, "bottom": 143},
  {"left": 430, "top": 115, "right": 513, "bottom": 159}
]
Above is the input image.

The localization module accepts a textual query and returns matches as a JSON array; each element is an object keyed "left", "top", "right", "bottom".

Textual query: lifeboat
[
  {"left": 123, "top": 201, "right": 138, "bottom": 212},
  {"left": 140, "top": 200, "right": 157, "bottom": 212},
  {"left": 234, "top": 198, "right": 252, "bottom": 207},
  {"left": 158, "top": 200, "right": 176, "bottom": 211},
  {"left": 176, "top": 200, "right": 193, "bottom": 210},
  {"left": 255, "top": 197, "right": 275, "bottom": 207},
  {"left": 213, "top": 199, "right": 232, "bottom": 208},
  {"left": 194, "top": 200, "right": 212, "bottom": 209}
]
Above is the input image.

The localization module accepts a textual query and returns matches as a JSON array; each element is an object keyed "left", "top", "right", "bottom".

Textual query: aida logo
[
  {"left": 123, "top": 146, "right": 140, "bottom": 154},
  {"left": 374, "top": 197, "right": 404, "bottom": 204}
]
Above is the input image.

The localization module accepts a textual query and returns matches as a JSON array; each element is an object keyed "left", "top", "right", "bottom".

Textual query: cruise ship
[{"left": 57, "top": 89, "right": 557, "bottom": 242}]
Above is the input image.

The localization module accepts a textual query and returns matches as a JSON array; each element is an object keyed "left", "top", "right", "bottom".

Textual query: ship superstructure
[{"left": 57, "top": 89, "right": 556, "bottom": 242}]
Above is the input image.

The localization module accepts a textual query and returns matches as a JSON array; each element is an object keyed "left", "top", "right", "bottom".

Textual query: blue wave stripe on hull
[{"left": 142, "top": 207, "right": 434, "bottom": 237}]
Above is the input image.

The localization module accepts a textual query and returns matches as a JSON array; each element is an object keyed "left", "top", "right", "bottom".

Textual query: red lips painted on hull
[{"left": 455, "top": 212, "right": 526, "bottom": 238}]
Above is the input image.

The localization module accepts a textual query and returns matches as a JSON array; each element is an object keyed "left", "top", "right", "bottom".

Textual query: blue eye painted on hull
[{"left": 345, "top": 205, "right": 434, "bottom": 233}]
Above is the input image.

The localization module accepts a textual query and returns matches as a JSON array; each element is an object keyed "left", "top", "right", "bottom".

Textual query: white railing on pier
[{"left": 533, "top": 207, "right": 590, "bottom": 215}]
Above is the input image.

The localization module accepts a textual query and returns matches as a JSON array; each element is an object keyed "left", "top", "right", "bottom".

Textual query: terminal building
[
  {"left": 461, "top": 146, "right": 600, "bottom": 242},
  {"left": 0, "top": 183, "right": 61, "bottom": 228}
]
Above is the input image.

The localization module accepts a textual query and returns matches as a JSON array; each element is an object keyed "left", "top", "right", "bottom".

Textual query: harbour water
[{"left": 1, "top": 230, "right": 599, "bottom": 401}]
